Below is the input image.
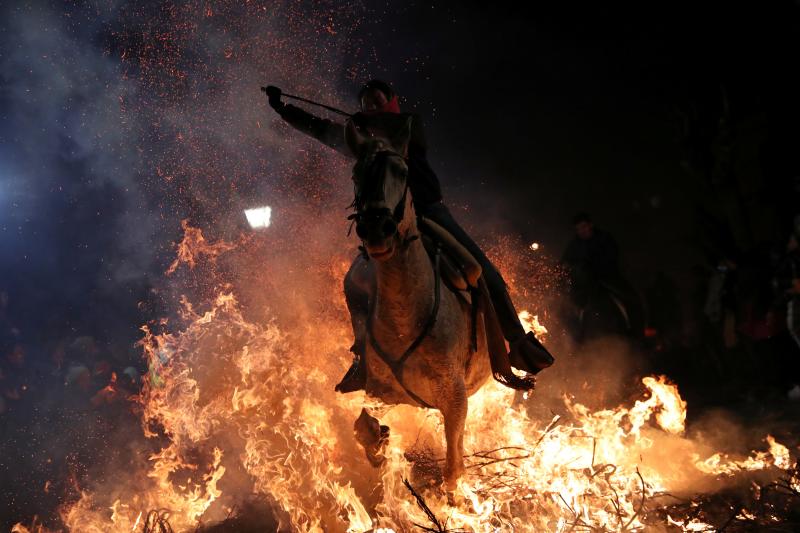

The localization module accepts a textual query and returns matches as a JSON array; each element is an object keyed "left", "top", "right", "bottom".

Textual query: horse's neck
[{"left": 374, "top": 226, "right": 435, "bottom": 340}]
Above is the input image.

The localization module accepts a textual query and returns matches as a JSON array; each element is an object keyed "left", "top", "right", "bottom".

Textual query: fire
[
  {"left": 518, "top": 309, "right": 548, "bottom": 340},
  {"left": 165, "top": 219, "right": 236, "bottom": 275},
  {"left": 694, "top": 435, "right": 792, "bottom": 475},
  {"left": 39, "top": 223, "right": 796, "bottom": 532}
]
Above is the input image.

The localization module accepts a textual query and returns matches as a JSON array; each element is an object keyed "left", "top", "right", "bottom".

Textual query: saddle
[
  {"left": 418, "top": 217, "right": 536, "bottom": 392},
  {"left": 419, "top": 216, "right": 481, "bottom": 294}
]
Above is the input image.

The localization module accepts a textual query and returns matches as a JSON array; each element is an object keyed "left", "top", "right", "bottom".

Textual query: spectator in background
[
  {"left": 561, "top": 212, "right": 644, "bottom": 343},
  {"left": 703, "top": 256, "right": 739, "bottom": 350},
  {"left": 774, "top": 217, "right": 800, "bottom": 350}
]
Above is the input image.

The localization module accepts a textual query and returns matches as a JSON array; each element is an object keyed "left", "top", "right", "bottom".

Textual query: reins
[{"left": 365, "top": 244, "right": 441, "bottom": 409}]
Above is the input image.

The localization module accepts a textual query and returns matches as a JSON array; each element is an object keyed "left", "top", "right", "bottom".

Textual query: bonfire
[{"left": 14, "top": 223, "right": 798, "bottom": 533}]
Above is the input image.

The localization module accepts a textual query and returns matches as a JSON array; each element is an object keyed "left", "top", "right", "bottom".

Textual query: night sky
[
  {"left": 1, "top": 0, "right": 800, "bottom": 527},
  {"left": 2, "top": 1, "right": 798, "bottom": 350}
]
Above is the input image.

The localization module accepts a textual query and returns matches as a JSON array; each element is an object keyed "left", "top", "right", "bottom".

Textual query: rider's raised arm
[{"left": 277, "top": 104, "right": 353, "bottom": 158}]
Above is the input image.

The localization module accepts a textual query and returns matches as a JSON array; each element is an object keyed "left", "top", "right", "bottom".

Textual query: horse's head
[{"left": 346, "top": 116, "right": 413, "bottom": 261}]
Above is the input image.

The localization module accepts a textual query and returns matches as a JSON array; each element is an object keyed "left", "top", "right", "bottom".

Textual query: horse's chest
[
  {"left": 363, "top": 337, "right": 455, "bottom": 408},
  {"left": 363, "top": 352, "right": 410, "bottom": 405}
]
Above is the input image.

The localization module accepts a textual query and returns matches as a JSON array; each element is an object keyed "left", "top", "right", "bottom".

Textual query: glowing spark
[
  {"left": 529, "top": 242, "right": 540, "bottom": 251},
  {"left": 245, "top": 206, "right": 272, "bottom": 229}
]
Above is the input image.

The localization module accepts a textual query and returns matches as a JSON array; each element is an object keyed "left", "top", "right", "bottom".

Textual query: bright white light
[
  {"left": 245, "top": 206, "right": 272, "bottom": 229},
  {"left": 529, "top": 242, "right": 540, "bottom": 251}
]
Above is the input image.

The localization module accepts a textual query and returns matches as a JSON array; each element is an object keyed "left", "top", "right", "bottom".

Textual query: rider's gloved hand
[{"left": 264, "top": 85, "right": 285, "bottom": 112}]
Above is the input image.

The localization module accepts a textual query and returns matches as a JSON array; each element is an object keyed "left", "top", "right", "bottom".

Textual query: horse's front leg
[{"left": 441, "top": 378, "right": 467, "bottom": 491}]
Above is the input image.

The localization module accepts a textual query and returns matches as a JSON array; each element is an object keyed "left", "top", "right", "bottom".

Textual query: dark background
[{"left": 1, "top": 0, "right": 799, "bottom": 528}]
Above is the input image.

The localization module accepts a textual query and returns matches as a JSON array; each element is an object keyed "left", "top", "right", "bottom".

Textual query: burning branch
[
  {"left": 650, "top": 464, "right": 800, "bottom": 532},
  {"left": 623, "top": 468, "right": 647, "bottom": 531},
  {"left": 402, "top": 479, "right": 466, "bottom": 533},
  {"left": 143, "top": 510, "right": 174, "bottom": 533},
  {"left": 403, "top": 478, "right": 444, "bottom": 532},
  {"left": 464, "top": 446, "right": 531, "bottom": 470}
]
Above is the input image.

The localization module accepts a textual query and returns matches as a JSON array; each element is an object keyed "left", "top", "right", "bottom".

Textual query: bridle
[{"left": 347, "top": 149, "right": 410, "bottom": 239}]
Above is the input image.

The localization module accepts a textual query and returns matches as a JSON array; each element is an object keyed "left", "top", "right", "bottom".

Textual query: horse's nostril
[{"left": 381, "top": 218, "right": 397, "bottom": 237}]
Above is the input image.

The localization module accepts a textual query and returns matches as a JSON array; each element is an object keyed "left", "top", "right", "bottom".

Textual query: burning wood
[{"left": 23, "top": 222, "right": 796, "bottom": 533}]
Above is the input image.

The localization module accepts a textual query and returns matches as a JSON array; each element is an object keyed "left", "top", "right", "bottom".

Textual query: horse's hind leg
[
  {"left": 441, "top": 378, "right": 467, "bottom": 491},
  {"left": 354, "top": 408, "right": 389, "bottom": 467}
]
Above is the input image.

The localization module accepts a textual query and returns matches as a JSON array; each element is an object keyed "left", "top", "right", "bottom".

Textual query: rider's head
[
  {"left": 572, "top": 212, "right": 594, "bottom": 240},
  {"left": 359, "top": 79, "right": 400, "bottom": 113}
]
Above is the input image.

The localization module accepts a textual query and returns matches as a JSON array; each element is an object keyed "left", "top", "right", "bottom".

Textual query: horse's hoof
[
  {"left": 443, "top": 465, "right": 464, "bottom": 493},
  {"left": 354, "top": 409, "right": 389, "bottom": 467}
]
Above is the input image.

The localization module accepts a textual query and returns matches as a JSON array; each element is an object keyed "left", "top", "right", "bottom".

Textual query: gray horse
[{"left": 343, "top": 118, "right": 535, "bottom": 489}]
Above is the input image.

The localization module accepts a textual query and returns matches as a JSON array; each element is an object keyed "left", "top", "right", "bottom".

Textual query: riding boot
[
  {"left": 491, "top": 286, "right": 555, "bottom": 374},
  {"left": 335, "top": 338, "right": 367, "bottom": 393}
]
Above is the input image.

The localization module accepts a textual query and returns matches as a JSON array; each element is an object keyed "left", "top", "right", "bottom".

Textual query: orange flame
[
  {"left": 166, "top": 220, "right": 236, "bottom": 275},
  {"left": 51, "top": 222, "right": 795, "bottom": 532}
]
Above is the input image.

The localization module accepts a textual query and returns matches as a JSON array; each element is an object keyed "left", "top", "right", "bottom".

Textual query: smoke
[
  {"left": 0, "top": 0, "right": 378, "bottom": 322},
  {"left": 0, "top": 0, "right": 376, "bottom": 528}
]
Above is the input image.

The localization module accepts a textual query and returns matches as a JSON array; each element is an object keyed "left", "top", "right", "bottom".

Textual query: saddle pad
[
  {"left": 419, "top": 216, "right": 482, "bottom": 288},
  {"left": 421, "top": 235, "right": 472, "bottom": 304}
]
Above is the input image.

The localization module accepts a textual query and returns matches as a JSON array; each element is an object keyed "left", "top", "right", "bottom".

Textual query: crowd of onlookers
[
  {"left": 558, "top": 212, "right": 800, "bottom": 404},
  {"left": 0, "top": 291, "right": 146, "bottom": 529},
  {"left": 0, "top": 296, "right": 141, "bottom": 417}
]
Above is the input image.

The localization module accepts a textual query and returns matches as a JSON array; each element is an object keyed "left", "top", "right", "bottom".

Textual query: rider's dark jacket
[{"left": 277, "top": 104, "right": 443, "bottom": 207}]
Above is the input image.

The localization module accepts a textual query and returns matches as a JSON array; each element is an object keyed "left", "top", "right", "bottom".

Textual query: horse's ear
[
  {"left": 345, "top": 119, "right": 366, "bottom": 157},
  {"left": 391, "top": 116, "right": 413, "bottom": 156}
]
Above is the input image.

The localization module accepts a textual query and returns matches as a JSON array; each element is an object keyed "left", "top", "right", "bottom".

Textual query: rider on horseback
[{"left": 265, "top": 80, "right": 553, "bottom": 392}]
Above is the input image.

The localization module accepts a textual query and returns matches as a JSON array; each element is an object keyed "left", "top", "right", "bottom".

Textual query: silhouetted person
[
  {"left": 774, "top": 219, "right": 800, "bottom": 350},
  {"left": 561, "top": 212, "right": 643, "bottom": 342}
]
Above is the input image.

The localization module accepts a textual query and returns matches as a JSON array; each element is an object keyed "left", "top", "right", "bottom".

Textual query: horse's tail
[{"left": 476, "top": 279, "right": 536, "bottom": 391}]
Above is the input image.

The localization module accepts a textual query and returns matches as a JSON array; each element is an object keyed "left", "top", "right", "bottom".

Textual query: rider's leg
[
  {"left": 336, "top": 255, "right": 371, "bottom": 393},
  {"left": 419, "top": 202, "right": 554, "bottom": 372},
  {"left": 420, "top": 202, "right": 522, "bottom": 336}
]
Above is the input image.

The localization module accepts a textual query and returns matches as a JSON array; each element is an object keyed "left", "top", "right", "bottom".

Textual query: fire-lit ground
[{"left": 11, "top": 222, "right": 799, "bottom": 533}]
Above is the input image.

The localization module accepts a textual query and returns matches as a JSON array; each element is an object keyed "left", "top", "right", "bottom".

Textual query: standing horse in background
[{"left": 343, "top": 117, "right": 535, "bottom": 489}]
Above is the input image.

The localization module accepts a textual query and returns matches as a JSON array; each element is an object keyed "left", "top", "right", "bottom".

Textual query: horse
[{"left": 341, "top": 116, "right": 534, "bottom": 489}]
